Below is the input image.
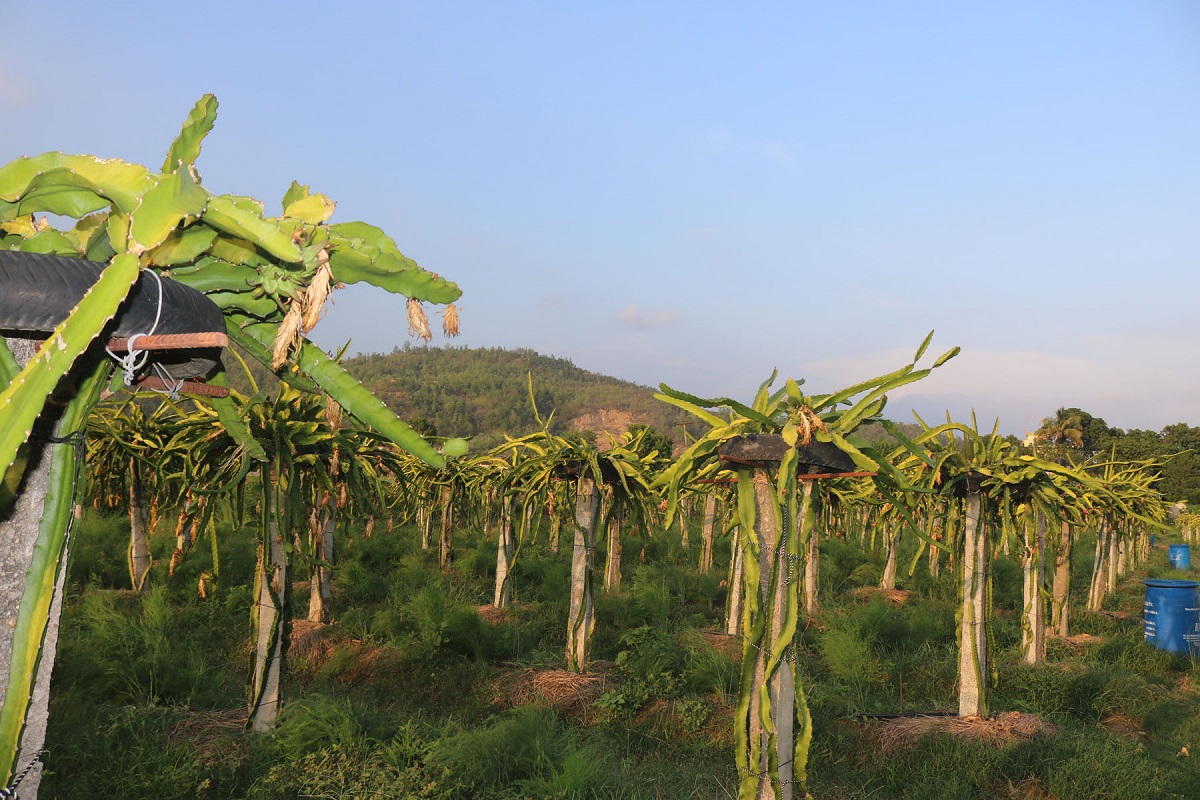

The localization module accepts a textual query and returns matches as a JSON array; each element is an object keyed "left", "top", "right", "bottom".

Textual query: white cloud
[
  {"left": 761, "top": 141, "right": 797, "bottom": 171},
  {"left": 0, "top": 65, "right": 28, "bottom": 105},
  {"left": 801, "top": 341, "right": 1199, "bottom": 435},
  {"left": 698, "top": 127, "right": 798, "bottom": 174},
  {"left": 616, "top": 304, "right": 678, "bottom": 331}
]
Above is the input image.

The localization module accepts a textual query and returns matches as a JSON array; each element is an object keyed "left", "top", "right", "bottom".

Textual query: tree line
[{"left": 1032, "top": 407, "right": 1199, "bottom": 505}]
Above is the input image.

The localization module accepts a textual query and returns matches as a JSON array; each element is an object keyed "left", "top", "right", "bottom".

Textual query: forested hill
[{"left": 341, "top": 345, "right": 696, "bottom": 451}]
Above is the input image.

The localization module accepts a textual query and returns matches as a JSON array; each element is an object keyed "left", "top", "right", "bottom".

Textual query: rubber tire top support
[{"left": 0, "top": 251, "right": 225, "bottom": 380}]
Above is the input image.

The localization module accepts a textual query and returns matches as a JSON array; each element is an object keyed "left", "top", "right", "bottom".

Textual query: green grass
[{"left": 40, "top": 513, "right": 1200, "bottom": 798}]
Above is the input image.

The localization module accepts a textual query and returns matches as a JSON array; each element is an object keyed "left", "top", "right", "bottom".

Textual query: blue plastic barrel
[
  {"left": 1170, "top": 544, "right": 1191, "bottom": 570},
  {"left": 1143, "top": 579, "right": 1200, "bottom": 655}
]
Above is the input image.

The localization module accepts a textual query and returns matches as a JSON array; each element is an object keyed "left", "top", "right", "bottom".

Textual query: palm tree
[{"left": 1034, "top": 407, "right": 1084, "bottom": 450}]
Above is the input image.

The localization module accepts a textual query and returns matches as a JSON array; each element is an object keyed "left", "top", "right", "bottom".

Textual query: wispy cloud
[
  {"left": 760, "top": 141, "right": 797, "bottom": 172},
  {"left": 0, "top": 65, "right": 28, "bottom": 105},
  {"left": 800, "top": 342, "right": 1199, "bottom": 434},
  {"left": 617, "top": 304, "right": 678, "bottom": 330},
  {"left": 700, "top": 126, "right": 797, "bottom": 173}
]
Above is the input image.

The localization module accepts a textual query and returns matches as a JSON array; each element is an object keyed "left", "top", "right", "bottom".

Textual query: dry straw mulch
[
  {"left": 1047, "top": 632, "right": 1104, "bottom": 647},
  {"left": 873, "top": 712, "right": 1057, "bottom": 756},
  {"left": 1001, "top": 776, "right": 1054, "bottom": 800},
  {"left": 494, "top": 668, "right": 608, "bottom": 713},
  {"left": 475, "top": 604, "right": 511, "bottom": 625},
  {"left": 322, "top": 644, "right": 397, "bottom": 685},
  {"left": 289, "top": 619, "right": 336, "bottom": 665},
  {"left": 288, "top": 620, "right": 399, "bottom": 684},
  {"left": 1176, "top": 674, "right": 1200, "bottom": 695},
  {"left": 632, "top": 698, "right": 736, "bottom": 745},
  {"left": 700, "top": 630, "right": 743, "bottom": 660},
  {"left": 1099, "top": 713, "right": 1149, "bottom": 744},
  {"left": 167, "top": 707, "right": 247, "bottom": 765},
  {"left": 849, "top": 587, "right": 913, "bottom": 607}
]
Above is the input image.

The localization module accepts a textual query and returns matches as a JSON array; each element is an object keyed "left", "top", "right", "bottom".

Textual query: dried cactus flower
[
  {"left": 271, "top": 301, "right": 303, "bottom": 370},
  {"left": 793, "top": 406, "right": 828, "bottom": 446},
  {"left": 407, "top": 298, "right": 433, "bottom": 342},
  {"left": 323, "top": 396, "right": 343, "bottom": 430},
  {"left": 441, "top": 303, "right": 461, "bottom": 337},
  {"left": 300, "top": 248, "right": 333, "bottom": 333}
]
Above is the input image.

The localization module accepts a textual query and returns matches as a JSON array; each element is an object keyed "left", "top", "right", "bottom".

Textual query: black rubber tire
[
  {"left": 0, "top": 250, "right": 224, "bottom": 380},
  {"left": 717, "top": 433, "right": 857, "bottom": 473}
]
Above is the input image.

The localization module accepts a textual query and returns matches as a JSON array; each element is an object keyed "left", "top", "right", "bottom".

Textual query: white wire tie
[{"left": 104, "top": 269, "right": 166, "bottom": 386}]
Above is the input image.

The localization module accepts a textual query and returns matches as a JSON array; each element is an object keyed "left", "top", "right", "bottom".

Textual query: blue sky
[{"left": 3, "top": 2, "right": 1197, "bottom": 436}]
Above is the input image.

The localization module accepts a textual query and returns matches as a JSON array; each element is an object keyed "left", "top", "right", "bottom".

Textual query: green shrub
[
  {"left": 332, "top": 606, "right": 374, "bottom": 642},
  {"left": 316, "top": 643, "right": 366, "bottom": 682},
  {"left": 819, "top": 603, "right": 894, "bottom": 687},
  {"left": 269, "top": 694, "right": 367, "bottom": 761},
  {"left": 903, "top": 601, "right": 957, "bottom": 648},
  {"left": 857, "top": 596, "right": 909, "bottom": 649},
  {"left": 408, "top": 582, "right": 458, "bottom": 647},
  {"left": 991, "top": 557, "right": 1023, "bottom": 612},
  {"left": 628, "top": 568, "right": 674, "bottom": 628},
  {"left": 222, "top": 582, "right": 254, "bottom": 616},
  {"left": 43, "top": 703, "right": 257, "bottom": 799},
  {"left": 429, "top": 706, "right": 619, "bottom": 798},
  {"left": 846, "top": 562, "right": 882, "bottom": 588},
  {"left": 821, "top": 538, "right": 872, "bottom": 593},
  {"left": 458, "top": 536, "right": 497, "bottom": 583},
  {"left": 441, "top": 606, "right": 506, "bottom": 660},
  {"left": 910, "top": 558, "right": 958, "bottom": 602},
  {"left": 251, "top": 741, "right": 445, "bottom": 800},
  {"left": 210, "top": 523, "right": 259, "bottom": 587},
  {"left": 67, "top": 511, "right": 132, "bottom": 589},
  {"left": 337, "top": 559, "right": 391, "bottom": 606},
  {"left": 516, "top": 555, "right": 572, "bottom": 604},
  {"left": 55, "top": 586, "right": 231, "bottom": 707},
  {"left": 679, "top": 630, "right": 738, "bottom": 699},
  {"left": 369, "top": 605, "right": 413, "bottom": 643}
]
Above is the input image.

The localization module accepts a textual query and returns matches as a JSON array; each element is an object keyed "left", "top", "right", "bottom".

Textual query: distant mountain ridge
[
  {"left": 340, "top": 344, "right": 927, "bottom": 456},
  {"left": 341, "top": 345, "right": 695, "bottom": 451}
]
